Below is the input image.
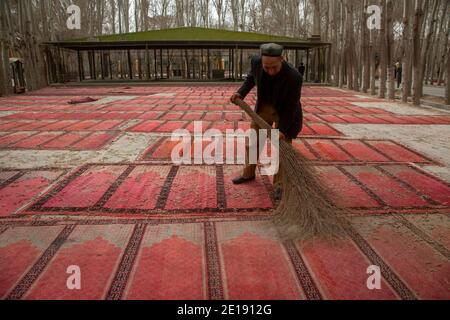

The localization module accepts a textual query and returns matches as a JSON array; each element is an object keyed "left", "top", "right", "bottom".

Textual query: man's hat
[{"left": 260, "top": 43, "right": 284, "bottom": 57}]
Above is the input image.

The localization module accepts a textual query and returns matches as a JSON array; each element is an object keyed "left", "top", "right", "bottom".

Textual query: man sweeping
[{"left": 230, "top": 43, "right": 303, "bottom": 200}]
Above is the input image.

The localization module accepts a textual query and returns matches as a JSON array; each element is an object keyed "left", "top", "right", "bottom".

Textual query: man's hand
[{"left": 230, "top": 93, "right": 242, "bottom": 104}]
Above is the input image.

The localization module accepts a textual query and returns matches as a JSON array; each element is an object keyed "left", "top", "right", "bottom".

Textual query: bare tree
[
  {"left": 199, "top": 0, "right": 211, "bottom": 27},
  {"left": 416, "top": 0, "right": 440, "bottom": 97},
  {"left": 230, "top": 0, "right": 240, "bottom": 30},
  {"left": 213, "top": 0, "right": 228, "bottom": 28},
  {"left": 412, "top": 0, "right": 424, "bottom": 105},
  {"left": 361, "top": 0, "right": 370, "bottom": 93},
  {"left": 0, "top": 0, "right": 13, "bottom": 96},
  {"left": 425, "top": 0, "right": 447, "bottom": 85},
  {"left": 401, "top": 0, "right": 412, "bottom": 102},
  {"left": 437, "top": 12, "right": 450, "bottom": 86},
  {"left": 386, "top": 0, "right": 395, "bottom": 100},
  {"left": 378, "top": 0, "right": 387, "bottom": 98},
  {"left": 446, "top": 44, "right": 450, "bottom": 105},
  {"left": 338, "top": 0, "right": 345, "bottom": 88},
  {"left": 110, "top": 0, "right": 117, "bottom": 34},
  {"left": 312, "top": 0, "right": 321, "bottom": 36}
]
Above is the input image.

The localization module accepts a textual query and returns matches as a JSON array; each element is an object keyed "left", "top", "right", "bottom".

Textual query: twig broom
[{"left": 233, "top": 98, "right": 345, "bottom": 241}]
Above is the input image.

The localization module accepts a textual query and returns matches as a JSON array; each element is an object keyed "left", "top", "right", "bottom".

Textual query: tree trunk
[
  {"left": 135, "top": 0, "right": 139, "bottom": 32},
  {"left": 402, "top": 0, "right": 412, "bottom": 102},
  {"left": 437, "top": 16, "right": 450, "bottom": 85},
  {"left": 369, "top": 29, "right": 377, "bottom": 96},
  {"left": 378, "top": 0, "right": 387, "bottom": 99},
  {"left": 118, "top": 0, "right": 122, "bottom": 33},
  {"left": 417, "top": 0, "right": 440, "bottom": 97},
  {"left": 412, "top": 0, "right": 424, "bottom": 105},
  {"left": 362, "top": 0, "right": 370, "bottom": 93},
  {"left": 331, "top": 0, "right": 339, "bottom": 86},
  {"left": 312, "top": 0, "right": 321, "bottom": 36},
  {"left": 110, "top": 0, "right": 116, "bottom": 34},
  {"left": 446, "top": 45, "right": 450, "bottom": 105},
  {"left": 338, "top": 0, "right": 345, "bottom": 88},
  {"left": 386, "top": 0, "right": 395, "bottom": 100},
  {"left": 123, "top": 0, "right": 130, "bottom": 33},
  {"left": 0, "top": 0, "right": 13, "bottom": 96},
  {"left": 425, "top": 1, "right": 446, "bottom": 84}
]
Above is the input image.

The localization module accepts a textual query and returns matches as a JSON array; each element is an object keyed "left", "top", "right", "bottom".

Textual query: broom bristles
[
  {"left": 273, "top": 141, "right": 346, "bottom": 241},
  {"left": 233, "top": 98, "right": 346, "bottom": 241}
]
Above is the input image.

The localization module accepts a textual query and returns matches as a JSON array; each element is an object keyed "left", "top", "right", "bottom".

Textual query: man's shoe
[{"left": 232, "top": 176, "right": 256, "bottom": 185}]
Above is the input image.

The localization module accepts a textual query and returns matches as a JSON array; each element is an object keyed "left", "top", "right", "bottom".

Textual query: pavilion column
[
  {"left": 185, "top": 50, "right": 190, "bottom": 79},
  {"left": 127, "top": 50, "right": 133, "bottom": 80},
  {"left": 319, "top": 48, "right": 322, "bottom": 82},
  {"left": 86, "top": 51, "right": 91, "bottom": 80},
  {"left": 207, "top": 49, "right": 211, "bottom": 80},
  {"left": 87, "top": 51, "right": 93, "bottom": 80},
  {"left": 317, "top": 48, "right": 321, "bottom": 83},
  {"left": 60, "top": 49, "right": 66, "bottom": 83},
  {"left": 233, "top": 49, "right": 237, "bottom": 81},
  {"left": 323, "top": 47, "right": 326, "bottom": 83},
  {"left": 228, "top": 49, "right": 231, "bottom": 80},
  {"left": 108, "top": 52, "right": 113, "bottom": 80},
  {"left": 54, "top": 48, "right": 60, "bottom": 83},
  {"left": 100, "top": 51, "right": 104, "bottom": 80},
  {"left": 46, "top": 48, "right": 55, "bottom": 83},
  {"left": 146, "top": 45, "right": 150, "bottom": 80},
  {"left": 91, "top": 51, "right": 97, "bottom": 80},
  {"left": 326, "top": 45, "right": 331, "bottom": 83},
  {"left": 201, "top": 49, "right": 204, "bottom": 80},
  {"left": 118, "top": 53, "right": 123, "bottom": 79},
  {"left": 153, "top": 49, "right": 157, "bottom": 79},
  {"left": 77, "top": 50, "right": 83, "bottom": 82},
  {"left": 306, "top": 49, "right": 310, "bottom": 82},
  {"left": 57, "top": 48, "right": 62, "bottom": 83},
  {"left": 192, "top": 50, "right": 196, "bottom": 79},
  {"left": 160, "top": 49, "right": 163, "bottom": 79},
  {"left": 322, "top": 47, "right": 325, "bottom": 83},
  {"left": 138, "top": 51, "right": 143, "bottom": 80},
  {"left": 45, "top": 47, "right": 55, "bottom": 83},
  {"left": 102, "top": 51, "right": 109, "bottom": 80},
  {"left": 240, "top": 49, "right": 243, "bottom": 80},
  {"left": 166, "top": 49, "right": 170, "bottom": 79},
  {"left": 231, "top": 49, "right": 234, "bottom": 80}
]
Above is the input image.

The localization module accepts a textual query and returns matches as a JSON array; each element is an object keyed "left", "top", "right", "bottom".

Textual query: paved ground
[
  {"left": 0, "top": 85, "right": 449, "bottom": 300},
  {"left": 423, "top": 85, "right": 446, "bottom": 98}
]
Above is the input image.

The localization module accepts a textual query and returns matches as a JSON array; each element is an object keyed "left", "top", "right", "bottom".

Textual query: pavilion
[{"left": 44, "top": 27, "right": 331, "bottom": 84}]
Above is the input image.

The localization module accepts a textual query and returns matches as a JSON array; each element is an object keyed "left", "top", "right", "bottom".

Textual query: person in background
[
  {"left": 298, "top": 62, "right": 305, "bottom": 78},
  {"left": 298, "top": 62, "right": 306, "bottom": 96},
  {"left": 395, "top": 62, "right": 402, "bottom": 89}
]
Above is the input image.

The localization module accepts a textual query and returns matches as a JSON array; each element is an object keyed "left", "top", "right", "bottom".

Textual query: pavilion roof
[{"left": 46, "top": 27, "right": 331, "bottom": 50}]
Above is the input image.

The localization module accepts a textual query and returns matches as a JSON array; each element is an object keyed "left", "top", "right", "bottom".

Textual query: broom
[{"left": 233, "top": 97, "right": 346, "bottom": 241}]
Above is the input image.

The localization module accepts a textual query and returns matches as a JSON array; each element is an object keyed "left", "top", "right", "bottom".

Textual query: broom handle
[{"left": 232, "top": 98, "right": 273, "bottom": 132}]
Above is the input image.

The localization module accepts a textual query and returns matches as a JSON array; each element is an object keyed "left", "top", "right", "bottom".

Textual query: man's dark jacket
[{"left": 237, "top": 56, "right": 303, "bottom": 139}]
